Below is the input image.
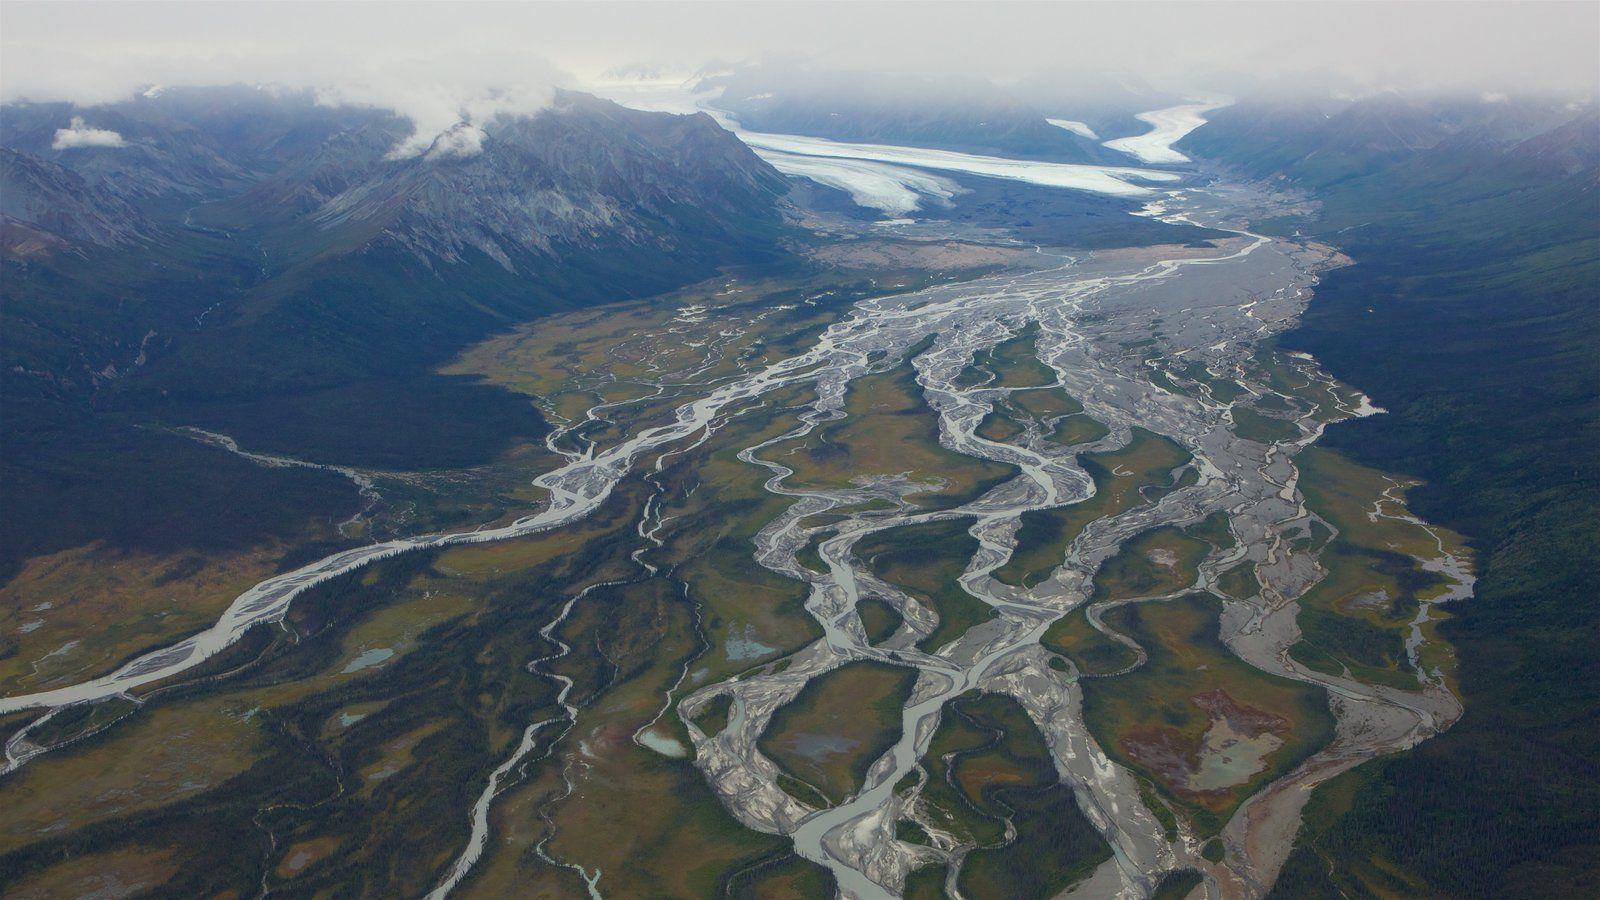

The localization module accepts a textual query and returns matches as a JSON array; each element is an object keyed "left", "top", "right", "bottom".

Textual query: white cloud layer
[
  {"left": 423, "top": 124, "right": 489, "bottom": 160},
  {"left": 313, "top": 55, "right": 560, "bottom": 158},
  {"left": 2, "top": 2, "right": 1594, "bottom": 163},
  {"left": 51, "top": 116, "right": 126, "bottom": 149},
  {"left": 2, "top": 23, "right": 564, "bottom": 160},
  {"left": 3, "top": 1, "right": 1595, "bottom": 106}
]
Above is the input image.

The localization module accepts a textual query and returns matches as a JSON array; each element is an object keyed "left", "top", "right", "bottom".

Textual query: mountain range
[
  {"left": 1, "top": 86, "right": 791, "bottom": 576},
  {"left": 702, "top": 64, "right": 1148, "bottom": 163}
]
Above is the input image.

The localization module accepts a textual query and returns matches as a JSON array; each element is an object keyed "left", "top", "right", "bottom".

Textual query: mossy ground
[
  {"left": 856, "top": 519, "right": 995, "bottom": 653},
  {"left": 908, "top": 693, "right": 1111, "bottom": 898},
  {"left": 995, "top": 428, "right": 1191, "bottom": 588},
  {"left": 1080, "top": 594, "right": 1336, "bottom": 838},
  {"left": 1289, "top": 447, "right": 1467, "bottom": 690},
  {"left": 770, "top": 360, "right": 1016, "bottom": 510},
  {"left": 954, "top": 323, "right": 1058, "bottom": 390},
  {"left": 758, "top": 660, "right": 919, "bottom": 806}
]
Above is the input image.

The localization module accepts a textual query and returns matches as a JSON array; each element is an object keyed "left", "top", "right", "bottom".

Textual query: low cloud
[
  {"left": 3, "top": 2, "right": 1594, "bottom": 153},
  {"left": 329, "top": 82, "right": 552, "bottom": 159},
  {"left": 3, "top": 21, "right": 564, "bottom": 162},
  {"left": 52, "top": 116, "right": 126, "bottom": 150},
  {"left": 314, "top": 54, "right": 561, "bottom": 159},
  {"left": 423, "top": 123, "right": 488, "bottom": 160}
]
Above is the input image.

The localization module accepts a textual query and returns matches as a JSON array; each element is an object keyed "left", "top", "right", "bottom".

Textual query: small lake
[{"left": 342, "top": 647, "right": 394, "bottom": 674}]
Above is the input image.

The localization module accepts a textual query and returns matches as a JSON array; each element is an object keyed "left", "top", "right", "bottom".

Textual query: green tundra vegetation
[
  {"left": 654, "top": 382, "right": 827, "bottom": 687},
  {"left": 1216, "top": 560, "right": 1261, "bottom": 602},
  {"left": 906, "top": 692, "right": 1111, "bottom": 898},
  {"left": 722, "top": 852, "right": 837, "bottom": 899},
  {"left": 380, "top": 446, "right": 824, "bottom": 898},
  {"left": 1042, "top": 513, "right": 1233, "bottom": 675},
  {"left": 974, "top": 409, "right": 1026, "bottom": 443},
  {"left": 995, "top": 428, "right": 1192, "bottom": 588},
  {"left": 0, "top": 538, "right": 326, "bottom": 697},
  {"left": 0, "top": 479, "right": 658, "bottom": 895},
  {"left": 1089, "top": 524, "right": 1212, "bottom": 602},
  {"left": 2, "top": 263, "right": 1004, "bottom": 893},
  {"left": 757, "top": 660, "right": 920, "bottom": 806},
  {"left": 1049, "top": 412, "right": 1112, "bottom": 447},
  {"left": 955, "top": 322, "right": 1059, "bottom": 390},
  {"left": 904, "top": 863, "right": 951, "bottom": 900},
  {"left": 692, "top": 694, "right": 734, "bottom": 739},
  {"left": 1287, "top": 446, "right": 1463, "bottom": 691},
  {"left": 1177, "top": 361, "right": 1248, "bottom": 404},
  {"left": 857, "top": 597, "right": 905, "bottom": 645},
  {"left": 770, "top": 349, "right": 1017, "bottom": 510},
  {"left": 855, "top": 518, "right": 996, "bottom": 652},
  {"left": 1009, "top": 385, "right": 1084, "bottom": 420},
  {"left": 975, "top": 381, "right": 1109, "bottom": 450},
  {"left": 458, "top": 383, "right": 930, "bottom": 895},
  {"left": 1080, "top": 594, "right": 1336, "bottom": 838},
  {"left": 1236, "top": 348, "right": 1359, "bottom": 425},
  {"left": 1041, "top": 607, "right": 1139, "bottom": 676},
  {"left": 1230, "top": 406, "right": 1301, "bottom": 445},
  {"left": 0, "top": 287, "right": 879, "bottom": 896},
  {"left": 0, "top": 261, "right": 968, "bottom": 712},
  {"left": 1152, "top": 869, "right": 1205, "bottom": 900}
]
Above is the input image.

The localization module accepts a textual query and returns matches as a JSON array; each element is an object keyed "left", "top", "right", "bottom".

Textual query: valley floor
[{"left": 0, "top": 184, "right": 1472, "bottom": 899}]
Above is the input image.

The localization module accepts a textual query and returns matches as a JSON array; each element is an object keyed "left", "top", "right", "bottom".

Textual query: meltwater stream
[{"left": 0, "top": 183, "right": 1469, "bottom": 900}]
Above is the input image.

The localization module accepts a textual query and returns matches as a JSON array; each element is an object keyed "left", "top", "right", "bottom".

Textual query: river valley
[{"left": 0, "top": 158, "right": 1473, "bottom": 900}]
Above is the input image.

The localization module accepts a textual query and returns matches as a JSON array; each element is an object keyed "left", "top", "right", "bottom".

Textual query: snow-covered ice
[
  {"left": 1102, "top": 99, "right": 1231, "bottom": 164},
  {"left": 1046, "top": 117, "right": 1099, "bottom": 139},
  {"left": 585, "top": 75, "right": 1185, "bottom": 206},
  {"left": 738, "top": 130, "right": 1179, "bottom": 197},
  {"left": 758, "top": 149, "right": 961, "bottom": 215}
]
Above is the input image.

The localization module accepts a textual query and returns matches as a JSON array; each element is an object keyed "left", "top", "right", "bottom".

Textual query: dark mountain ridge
[
  {"left": 1006, "top": 69, "right": 1184, "bottom": 140},
  {"left": 1, "top": 86, "right": 792, "bottom": 576},
  {"left": 703, "top": 65, "right": 1135, "bottom": 164},
  {"left": 1180, "top": 90, "right": 1590, "bottom": 187},
  {"left": 1, "top": 148, "right": 155, "bottom": 249}
]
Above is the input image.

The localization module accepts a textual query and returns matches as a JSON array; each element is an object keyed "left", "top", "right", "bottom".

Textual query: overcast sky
[{"left": 3, "top": 1, "right": 1596, "bottom": 108}]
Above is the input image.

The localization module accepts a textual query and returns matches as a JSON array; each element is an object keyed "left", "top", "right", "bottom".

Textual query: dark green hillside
[
  {"left": 1, "top": 89, "right": 791, "bottom": 576},
  {"left": 114, "top": 227, "right": 781, "bottom": 468},
  {"left": 0, "top": 397, "right": 361, "bottom": 582},
  {"left": 1191, "top": 102, "right": 1600, "bottom": 896},
  {"left": 3, "top": 213, "right": 781, "bottom": 574},
  {"left": 1, "top": 224, "right": 365, "bottom": 579}
]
